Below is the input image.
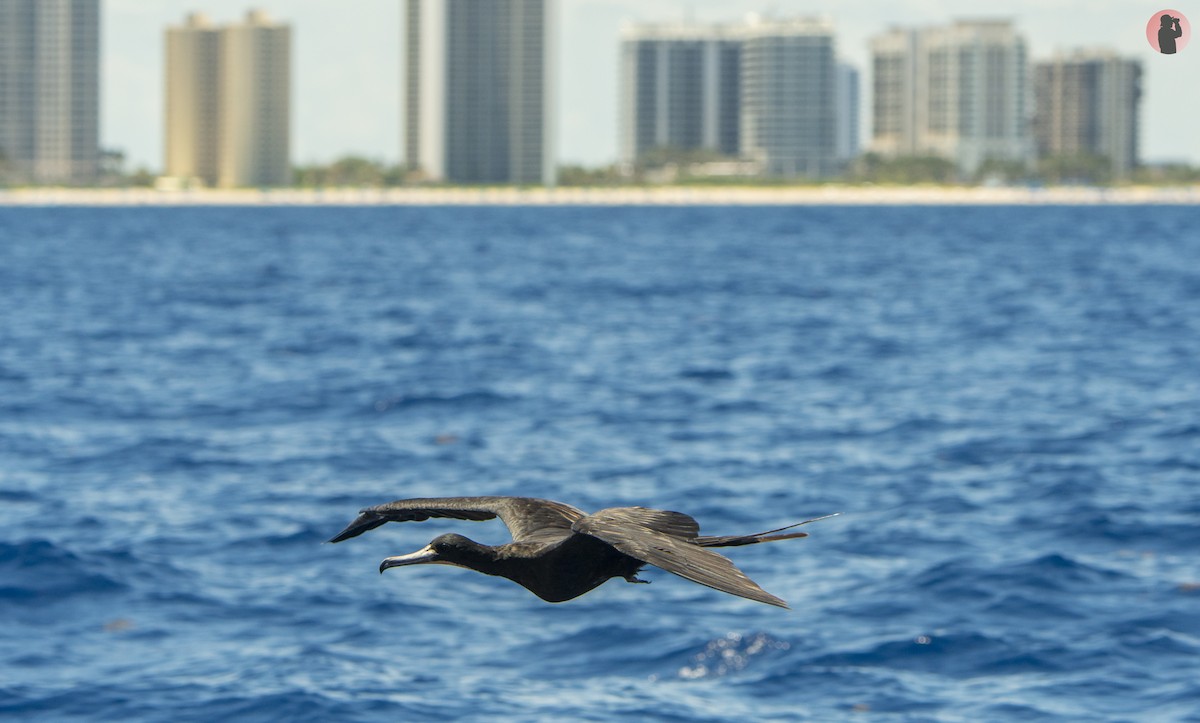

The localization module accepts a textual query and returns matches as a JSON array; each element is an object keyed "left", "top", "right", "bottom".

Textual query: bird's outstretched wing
[
  {"left": 572, "top": 507, "right": 789, "bottom": 608},
  {"left": 328, "top": 496, "right": 586, "bottom": 544}
]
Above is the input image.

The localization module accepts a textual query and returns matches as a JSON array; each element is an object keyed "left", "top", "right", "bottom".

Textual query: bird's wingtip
[{"left": 327, "top": 510, "right": 387, "bottom": 544}]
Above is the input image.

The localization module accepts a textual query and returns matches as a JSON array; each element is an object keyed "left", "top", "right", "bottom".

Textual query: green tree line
[{"left": 4, "top": 148, "right": 1199, "bottom": 188}]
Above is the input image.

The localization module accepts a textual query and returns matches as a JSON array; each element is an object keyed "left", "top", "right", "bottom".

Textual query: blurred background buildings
[
  {"left": 0, "top": 2, "right": 1158, "bottom": 188},
  {"left": 619, "top": 17, "right": 847, "bottom": 180}
]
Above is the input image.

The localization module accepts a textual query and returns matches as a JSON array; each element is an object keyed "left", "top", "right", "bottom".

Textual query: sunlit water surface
[{"left": 2, "top": 205, "right": 1198, "bottom": 721}]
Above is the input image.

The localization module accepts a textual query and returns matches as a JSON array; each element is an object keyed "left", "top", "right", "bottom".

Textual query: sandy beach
[{"left": 1, "top": 184, "right": 1198, "bottom": 206}]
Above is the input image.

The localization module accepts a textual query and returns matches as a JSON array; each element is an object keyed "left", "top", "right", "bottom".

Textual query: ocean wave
[
  {"left": 370, "top": 390, "right": 513, "bottom": 414},
  {"left": 805, "top": 631, "right": 1010, "bottom": 675},
  {"left": 911, "top": 553, "right": 1129, "bottom": 599},
  {"left": 0, "top": 539, "right": 128, "bottom": 603}
]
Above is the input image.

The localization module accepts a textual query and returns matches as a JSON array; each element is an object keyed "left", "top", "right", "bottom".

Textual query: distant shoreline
[{"left": 2, "top": 185, "right": 1199, "bottom": 206}]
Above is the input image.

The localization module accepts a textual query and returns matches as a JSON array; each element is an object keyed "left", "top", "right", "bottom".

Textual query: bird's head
[{"left": 378, "top": 533, "right": 489, "bottom": 573}]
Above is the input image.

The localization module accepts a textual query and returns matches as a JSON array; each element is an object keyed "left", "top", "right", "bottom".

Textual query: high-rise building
[
  {"left": 1033, "top": 50, "right": 1141, "bottom": 179},
  {"left": 404, "top": 0, "right": 554, "bottom": 185},
  {"left": 618, "top": 23, "right": 743, "bottom": 166},
  {"left": 619, "top": 17, "right": 841, "bottom": 179},
  {"left": 165, "top": 10, "right": 291, "bottom": 188},
  {"left": 871, "top": 20, "right": 1032, "bottom": 175},
  {"left": 740, "top": 18, "right": 838, "bottom": 178},
  {"left": 0, "top": 0, "right": 100, "bottom": 185},
  {"left": 165, "top": 14, "right": 220, "bottom": 186},
  {"left": 836, "top": 62, "right": 861, "bottom": 164},
  {"left": 217, "top": 11, "right": 290, "bottom": 188}
]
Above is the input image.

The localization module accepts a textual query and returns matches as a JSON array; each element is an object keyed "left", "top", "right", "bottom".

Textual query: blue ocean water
[{"left": 1, "top": 204, "right": 1198, "bottom": 722}]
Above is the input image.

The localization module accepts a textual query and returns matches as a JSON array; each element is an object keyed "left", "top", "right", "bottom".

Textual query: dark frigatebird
[{"left": 329, "top": 496, "right": 836, "bottom": 608}]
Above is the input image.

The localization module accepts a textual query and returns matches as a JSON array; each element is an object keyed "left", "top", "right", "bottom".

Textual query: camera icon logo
[{"left": 1147, "top": 9, "right": 1191, "bottom": 54}]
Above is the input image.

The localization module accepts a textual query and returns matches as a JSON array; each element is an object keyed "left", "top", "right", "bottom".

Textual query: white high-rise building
[
  {"left": 1033, "top": 50, "right": 1141, "bottom": 179},
  {"left": 165, "top": 10, "right": 291, "bottom": 188},
  {"left": 404, "top": 0, "right": 554, "bottom": 185},
  {"left": 0, "top": 0, "right": 100, "bottom": 184},
  {"left": 871, "top": 20, "right": 1032, "bottom": 175},
  {"left": 740, "top": 18, "right": 838, "bottom": 178}
]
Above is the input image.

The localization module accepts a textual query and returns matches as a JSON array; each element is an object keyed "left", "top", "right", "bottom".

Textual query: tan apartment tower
[
  {"left": 1033, "top": 50, "right": 1141, "bottom": 179},
  {"left": 165, "top": 10, "right": 291, "bottom": 188},
  {"left": 0, "top": 0, "right": 100, "bottom": 184},
  {"left": 871, "top": 20, "right": 1032, "bottom": 175}
]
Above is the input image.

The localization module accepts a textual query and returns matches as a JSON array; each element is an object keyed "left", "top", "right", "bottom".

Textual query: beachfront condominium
[
  {"left": 619, "top": 17, "right": 842, "bottom": 178},
  {"left": 741, "top": 18, "right": 838, "bottom": 178},
  {"left": 403, "top": 0, "right": 554, "bottom": 185},
  {"left": 871, "top": 20, "right": 1032, "bottom": 175},
  {"left": 165, "top": 10, "right": 291, "bottom": 188},
  {"left": 1033, "top": 50, "right": 1141, "bottom": 179},
  {"left": 618, "top": 22, "right": 743, "bottom": 166},
  {"left": 0, "top": 0, "right": 100, "bottom": 185}
]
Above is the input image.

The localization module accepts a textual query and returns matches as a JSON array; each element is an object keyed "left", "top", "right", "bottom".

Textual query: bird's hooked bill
[{"left": 379, "top": 544, "right": 439, "bottom": 573}]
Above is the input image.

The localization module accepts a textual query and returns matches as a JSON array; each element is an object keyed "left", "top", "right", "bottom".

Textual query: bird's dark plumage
[{"left": 329, "top": 496, "right": 835, "bottom": 608}]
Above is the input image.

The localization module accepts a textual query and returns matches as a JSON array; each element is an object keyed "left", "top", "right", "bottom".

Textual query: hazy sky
[{"left": 104, "top": 0, "right": 1200, "bottom": 170}]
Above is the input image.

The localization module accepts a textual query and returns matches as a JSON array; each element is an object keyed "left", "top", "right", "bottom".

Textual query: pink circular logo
[{"left": 1146, "top": 9, "right": 1190, "bottom": 54}]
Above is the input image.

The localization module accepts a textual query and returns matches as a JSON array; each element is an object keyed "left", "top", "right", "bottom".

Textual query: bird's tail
[{"left": 693, "top": 513, "right": 841, "bottom": 548}]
